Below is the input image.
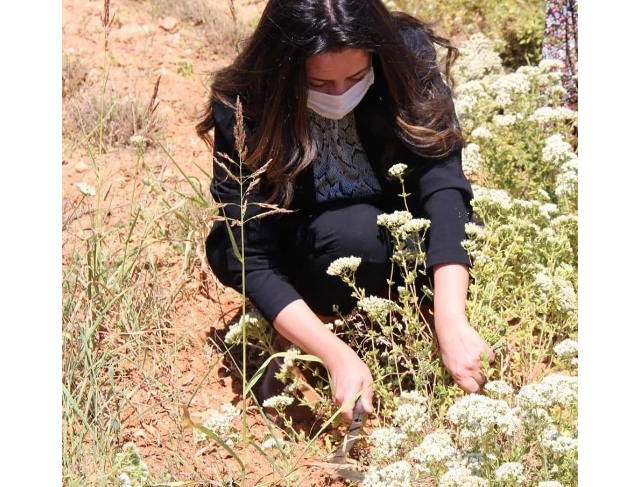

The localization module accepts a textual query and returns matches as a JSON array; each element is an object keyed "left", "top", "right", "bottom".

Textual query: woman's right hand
[
  {"left": 325, "top": 348, "right": 374, "bottom": 423},
  {"left": 273, "top": 299, "right": 374, "bottom": 422}
]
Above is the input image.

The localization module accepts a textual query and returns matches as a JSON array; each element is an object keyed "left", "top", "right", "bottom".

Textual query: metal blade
[{"left": 330, "top": 398, "right": 367, "bottom": 463}]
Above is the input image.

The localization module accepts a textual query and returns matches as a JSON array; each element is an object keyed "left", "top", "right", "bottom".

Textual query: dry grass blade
[
  {"left": 103, "top": 0, "right": 110, "bottom": 28},
  {"left": 246, "top": 170, "right": 264, "bottom": 196},
  {"left": 228, "top": 0, "right": 237, "bottom": 23},
  {"left": 233, "top": 97, "right": 247, "bottom": 161},
  {"left": 102, "top": 0, "right": 115, "bottom": 49},
  {"left": 146, "top": 76, "right": 161, "bottom": 119},
  {"left": 214, "top": 154, "right": 242, "bottom": 184},
  {"left": 251, "top": 204, "right": 293, "bottom": 220}
]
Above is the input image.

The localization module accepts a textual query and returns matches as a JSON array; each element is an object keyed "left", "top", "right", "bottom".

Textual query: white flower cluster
[
  {"left": 453, "top": 95, "right": 476, "bottom": 119},
  {"left": 194, "top": 403, "right": 241, "bottom": 444},
  {"left": 370, "top": 427, "right": 408, "bottom": 460},
  {"left": 555, "top": 158, "right": 578, "bottom": 197},
  {"left": 454, "top": 80, "right": 489, "bottom": 119},
  {"left": 357, "top": 296, "right": 399, "bottom": 323},
  {"left": 534, "top": 269, "right": 554, "bottom": 295},
  {"left": 521, "top": 407, "right": 553, "bottom": 430},
  {"left": 129, "top": 134, "right": 147, "bottom": 146},
  {"left": 517, "top": 374, "right": 578, "bottom": 409},
  {"left": 262, "top": 394, "right": 294, "bottom": 410},
  {"left": 553, "top": 277, "right": 577, "bottom": 312},
  {"left": 261, "top": 434, "right": 289, "bottom": 452},
  {"left": 224, "top": 310, "right": 270, "bottom": 345},
  {"left": 388, "top": 163, "right": 407, "bottom": 178},
  {"left": 539, "top": 203, "right": 559, "bottom": 219},
  {"left": 393, "top": 391, "right": 429, "bottom": 434},
  {"left": 550, "top": 217, "right": 572, "bottom": 241},
  {"left": 399, "top": 218, "right": 430, "bottom": 237},
  {"left": 539, "top": 71, "right": 564, "bottom": 88},
  {"left": 470, "top": 126, "right": 493, "bottom": 139},
  {"left": 515, "top": 63, "right": 566, "bottom": 103},
  {"left": 439, "top": 466, "right": 489, "bottom": 487},
  {"left": 538, "top": 59, "right": 565, "bottom": 71},
  {"left": 554, "top": 338, "right": 578, "bottom": 358},
  {"left": 542, "top": 428, "right": 578, "bottom": 453},
  {"left": 548, "top": 82, "right": 567, "bottom": 98},
  {"left": 462, "top": 143, "right": 483, "bottom": 175},
  {"left": 452, "top": 33, "right": 504, "bottom": 84},
  {"left": 492, "top": 72, "right": 531, "bottom": 108},
  {"left": 326, "top": 256, "right": 362, "bottom": 277},
  {"left": 492, "top": 114, "right": 518, "bottom": 127},
  {"left": 460, "top": 452, "right": 497, "bottom": 476},
  {"left": 464, "top": 222, "right": 486, "bottom": 238},
  {"left": 471, "top": 186, "right": 513, "bottom": 210},
  {"left": 394, "top": 402, "right": 428, "bottom": 435},
  {"left": 447, "top": 394, "right": 520, "bottom": 438},
  {"left": 533, "top": 270, "right": 576, "bottom": 312},
  {"left": 377, "top": 211, "right": 413, "bottom": 231},
  {"left": 494, "top": 461, "right": 526, "bottom": 483},
  {"left": 484, "top": 380, "right": 514, "bottom": 398},
  {"left": 279, "top": 344, "right": 301, "bottom": 375},
  {"left": 76, "top": 181, "right": 96, "bottom": 196},
  {"left": 514, "top": 65, "right": 539, "bottom": 77},
  {"left": 457, "top": 80, "right": 487, "bottom": 98},
  {"left": 530, "top": 106, "right": 578, "bottom": 124},
  {"left": 542, "top": 134, "right": 576, "bottom": 166},
  {"left": 409, "top": 430, "right": 458, "bottom": 466},
  {"left": 331, "top": 318, "right": 345, "bottom": 330},
  {"left": 114, "top": 442, "right": 149, "bottom": 487},
  {"left": 363, "top": 460, "right": 413, "bottom": 487},
  {"left": 537, "top": 481, "right": 565, "bottom": 487}
]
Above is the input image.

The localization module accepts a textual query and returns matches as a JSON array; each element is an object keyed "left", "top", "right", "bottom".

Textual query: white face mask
[{"left": 307, "top": 67, "right": 375, "bottom": 120}]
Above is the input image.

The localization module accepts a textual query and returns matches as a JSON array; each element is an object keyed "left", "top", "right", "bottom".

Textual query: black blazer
[{"left": 206, "top": 29, "right": 474, "bottom": 322}]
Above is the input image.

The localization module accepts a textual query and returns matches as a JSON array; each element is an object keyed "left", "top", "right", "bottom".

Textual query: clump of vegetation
[
  {"left": 63, "top": 77, "right": 164, "bottom": 152},
  {"left": 150, "top": 0, "right": 253, "bottom": 56},
  {"left": 391, "top": 0, "right": 546, "bottom": 70},
  {"left": 177, "top": 60, "right": 194, "bottom": 78},
  {"left": 453, "top": 35, "right": 577, "bottom": 202},
  {"left": 62, "top": 52, "right": 88, "bottom": 100}
]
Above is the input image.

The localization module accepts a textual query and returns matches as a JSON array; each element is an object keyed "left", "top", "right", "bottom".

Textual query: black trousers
[{"left": 207, "top": 201, "right": 432, "bottom": 317}]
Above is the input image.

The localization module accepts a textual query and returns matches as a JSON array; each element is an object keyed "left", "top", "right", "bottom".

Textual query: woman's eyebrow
[{"left": 308, "top": 65, "right": 370, "bottom": 82}]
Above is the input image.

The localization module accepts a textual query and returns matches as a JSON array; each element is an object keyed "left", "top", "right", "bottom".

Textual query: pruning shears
[{"left": 311, "top": 398, "right": 368, "bottom": 483}]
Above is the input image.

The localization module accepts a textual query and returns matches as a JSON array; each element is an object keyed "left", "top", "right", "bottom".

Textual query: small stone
[
  {"left": 111, "top": 23, "right": 143, "bottom": 41},
  {"left": 159, "top": 16, "right": 179, "bottom": 34},
  {"left": 75, "top": 161, "right": 88, "bottom": 173},
  {"left": 86, "top": 68, "right": 102, "bottom": 84}
]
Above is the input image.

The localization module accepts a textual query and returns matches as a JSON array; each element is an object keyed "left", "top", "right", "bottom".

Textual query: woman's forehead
[{"left": 305, "top": 48, "right": 371, "bottom": 80}]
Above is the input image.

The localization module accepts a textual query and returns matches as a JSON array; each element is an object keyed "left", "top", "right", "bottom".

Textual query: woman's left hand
[{"left": 435, "top": 315, "right": 495, "bottom": 393}]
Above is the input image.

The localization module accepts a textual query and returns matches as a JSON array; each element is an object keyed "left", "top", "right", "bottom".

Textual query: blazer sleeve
[
  {"left": 209, "top": 102, "right": 303, "bottom": 322},
  {"left": 404, "top": 150, "right": 473, "bottom": 269},
  {"left": 399, "top": 27, "right": 474, "bottom": 270}
]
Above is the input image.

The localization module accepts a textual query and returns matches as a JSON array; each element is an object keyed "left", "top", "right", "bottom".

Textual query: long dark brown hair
[{"left": 196, "top": 0, "right": 463, "bottom": 207}]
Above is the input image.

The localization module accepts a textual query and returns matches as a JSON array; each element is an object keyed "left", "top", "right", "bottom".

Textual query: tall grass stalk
[
  {"left": 213, "top": 98, "right": 282, "bottom": 483},
  {"left": 99, "top": 0, "right": 113, "bottom": 156}
]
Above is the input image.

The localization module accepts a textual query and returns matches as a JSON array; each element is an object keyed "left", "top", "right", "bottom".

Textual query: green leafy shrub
[
  {"left": 454, "top": 35, "right": 577, "bottom": 204},
  {"left": 392, "top": 0, "right": 545, "bottom": 70}
]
